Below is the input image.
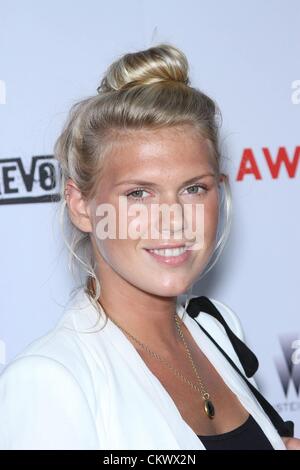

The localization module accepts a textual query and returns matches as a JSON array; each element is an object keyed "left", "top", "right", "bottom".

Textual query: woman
[{"left": 0, "top": 43, "right": 298, "bottom": 450}]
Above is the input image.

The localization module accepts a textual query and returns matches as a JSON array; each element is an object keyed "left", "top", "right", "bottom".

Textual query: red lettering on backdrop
[
  {"left": 263, "top": 146, "right": 300, "bottom": 178},
  {"left": 236, "top": 146, "right": 300, "bottom": 180},
  {"left": 236, "top": 148, "right": 262, "bottom": 181}
]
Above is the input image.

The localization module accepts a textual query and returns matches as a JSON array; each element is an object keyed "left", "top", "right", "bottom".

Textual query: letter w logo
[{"left": 275, "top": 334, "right": 300, "bottom": 397}]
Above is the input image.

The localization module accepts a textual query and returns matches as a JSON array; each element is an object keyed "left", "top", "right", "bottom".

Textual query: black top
[
  {"left": 197, "top": 414, "right": 274, "bottom": 450},
  {"left": 186, "top": 295, "right": 295, "bottom": 439}
]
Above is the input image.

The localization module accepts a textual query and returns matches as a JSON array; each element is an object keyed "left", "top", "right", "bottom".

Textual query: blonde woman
[{"left": 0, "top": 43, "right": 298, "bottom": 450}]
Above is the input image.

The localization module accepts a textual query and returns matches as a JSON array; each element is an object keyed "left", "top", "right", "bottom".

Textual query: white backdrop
[{"left": 0, "top": 0, "right": 299, "bottom": 437}]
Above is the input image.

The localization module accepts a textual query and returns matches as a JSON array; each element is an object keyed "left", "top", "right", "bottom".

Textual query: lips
[
  {"left": 143, "top": 242, "right": 194, "bottom": 250},
  {"left": 147, "top": 246, "right": 187, "bottom": 257},
  {"left": 144, "top": 244, "right": 192, "bottom": 266}
]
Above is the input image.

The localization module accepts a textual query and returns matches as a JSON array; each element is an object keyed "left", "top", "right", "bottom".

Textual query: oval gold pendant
[{"left": 204, "top": 399, "right": 215, "bottom": 419}]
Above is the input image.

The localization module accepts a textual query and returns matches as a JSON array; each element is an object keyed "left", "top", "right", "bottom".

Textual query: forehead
[{"left": 102, "top": 126, "right": 216, "bottom": 182}]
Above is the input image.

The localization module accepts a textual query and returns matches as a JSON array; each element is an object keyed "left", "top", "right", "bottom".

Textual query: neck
[{"left": 89, "top": 274, "right": 184, "bottom": 354}]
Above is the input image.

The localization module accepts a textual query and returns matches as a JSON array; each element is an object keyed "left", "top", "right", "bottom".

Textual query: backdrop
[{"left": 0, "top": 0, "right": 299, "bottom": 436}]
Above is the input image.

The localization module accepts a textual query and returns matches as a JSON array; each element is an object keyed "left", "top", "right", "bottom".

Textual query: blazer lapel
[
  {"left": 68, "top": 289, "right": 286, "bottom": 450},
  {"left": 102, "top": 310, "right": 206, "bottom": 449},
  {"left": 181, "top": 306, "right": 286, "bottom": 450}
]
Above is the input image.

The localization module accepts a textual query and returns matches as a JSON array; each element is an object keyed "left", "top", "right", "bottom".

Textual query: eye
[
  {"left": 125, "top": 188, "right": 151, "bottom": 201},
  {"left": 182, "top": 184, "right": 208, "bottom": 195}
]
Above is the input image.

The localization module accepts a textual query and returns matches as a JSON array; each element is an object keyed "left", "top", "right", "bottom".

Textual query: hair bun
[{"left": 97, "top": 43, "right": 190, "bottom": 93}]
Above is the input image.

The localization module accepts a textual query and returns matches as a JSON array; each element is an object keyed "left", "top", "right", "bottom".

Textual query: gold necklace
[{"left": 103, "top": 304, "right": 216, "bottom": 420}]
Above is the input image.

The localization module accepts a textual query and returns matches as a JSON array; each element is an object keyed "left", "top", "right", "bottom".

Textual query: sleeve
[
  {"left": 208, "top": 298, "right": 260, "bottom": 390},
  {"left": 0, "top": 355, "right": 99, "bottom": 450}
]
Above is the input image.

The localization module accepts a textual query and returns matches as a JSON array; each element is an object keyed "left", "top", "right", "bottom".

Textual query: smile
[
  {"left": 144, "top": 246, "right": 192, "bottom": 266},
  {"left": 149, "top": 247, "right": 187, "bottom": 257}
]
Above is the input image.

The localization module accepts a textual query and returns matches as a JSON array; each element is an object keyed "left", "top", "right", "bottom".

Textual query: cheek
[
  {"left": 203, "top": 194, "right": 220, "bottom": 253},
  {"left": 120, "top": 202, "right": 150, "bottom": 241},
  {"left": 92, "top": 235, "right": 135, "bottom": 279},
  {"left": 185, "top": 193, "right": 219, "bottom": 246},
  {"left": 90, "top": 198, "right": 147, "bottom": 265},
  {"left": 204, "top": 192, "right": 219, "bottom": 232},
  {"left": 205, "top": 199, "right": 219, "bottom": 230}
]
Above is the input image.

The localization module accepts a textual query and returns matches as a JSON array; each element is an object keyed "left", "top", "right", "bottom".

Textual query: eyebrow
[{"left": 115, "top": 173, "right": 216, "bottom": 188}]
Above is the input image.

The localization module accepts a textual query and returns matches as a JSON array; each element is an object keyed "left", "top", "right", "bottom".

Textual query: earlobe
[
  {"left": 64, "top": 179, "right": 93, "bottom": 233},
  {"left": 218, "top": 173, "right": 228, "bottom": 189},
  {"left": 219, "top": 173, "right": 227, "bottom": 184}
]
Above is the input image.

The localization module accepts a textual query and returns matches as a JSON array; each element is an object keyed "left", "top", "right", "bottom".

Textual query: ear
[
  {"left": 64, "top": 179, "right": 93, "bottom": 233},
  {"left": 218, "top": 173, "right": 228, "bottom": 187},
  {"left": 219, "top": 173, "right": 227, "bottom": 182}
]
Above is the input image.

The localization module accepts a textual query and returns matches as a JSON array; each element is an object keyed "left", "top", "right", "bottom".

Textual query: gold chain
[
  {"left": 87, "top": 277, "right": 215, "bottom": 418},
  {"left": 109, "top": 311, "right": 208, "bottom": 396},
  {"left": 174, "top": 314, "right": 210, "bottom": 399}
]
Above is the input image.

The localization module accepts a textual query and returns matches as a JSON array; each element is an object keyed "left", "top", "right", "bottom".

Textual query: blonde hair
[{"left": 53, "top": 42, "right": 232, "bottom": 324}]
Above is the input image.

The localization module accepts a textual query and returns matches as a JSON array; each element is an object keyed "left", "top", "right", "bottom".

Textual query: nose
[{"left": 155, "top": 192, "right": 185, "bottom": 237}]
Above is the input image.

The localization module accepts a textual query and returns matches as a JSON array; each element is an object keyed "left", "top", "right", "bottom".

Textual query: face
[{"left": 87, "top": 125, "right": 221, "bottom": 297}]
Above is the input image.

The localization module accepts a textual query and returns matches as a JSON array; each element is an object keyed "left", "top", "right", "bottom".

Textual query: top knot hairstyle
[
  {"left": 54, "top": 42, "right": 232, "bottom": 313},
  {"left": 97, "top": 43, "right": 190, "bottom": 92}
]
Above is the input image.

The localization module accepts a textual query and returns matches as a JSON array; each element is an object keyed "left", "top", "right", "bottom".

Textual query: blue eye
[
  {"left": 125, "top": 184, "right": 208, "bottom": 201},
  {"left": 184, "top": 184, "right": 208, "bottom": 195},
  {"left": 126, "top": 188, "right": 150, "bottom": 201}
]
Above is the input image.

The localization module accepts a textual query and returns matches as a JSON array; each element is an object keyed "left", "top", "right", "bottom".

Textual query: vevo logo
[
  {"left": 275, "top": 334, "right": 300, "bottom": 397},
  {"left": 0, "top": 155, "right": 61, "bottom": 204}
]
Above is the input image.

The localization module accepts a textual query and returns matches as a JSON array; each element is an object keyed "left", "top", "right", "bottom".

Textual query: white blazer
[{"left": 0, "top": 287, "right": 286, "bottom": 450}]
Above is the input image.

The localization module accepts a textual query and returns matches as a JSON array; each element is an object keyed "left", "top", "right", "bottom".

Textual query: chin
[{"left": 150, "top": 279, "right": 192, "bottom": 298}]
